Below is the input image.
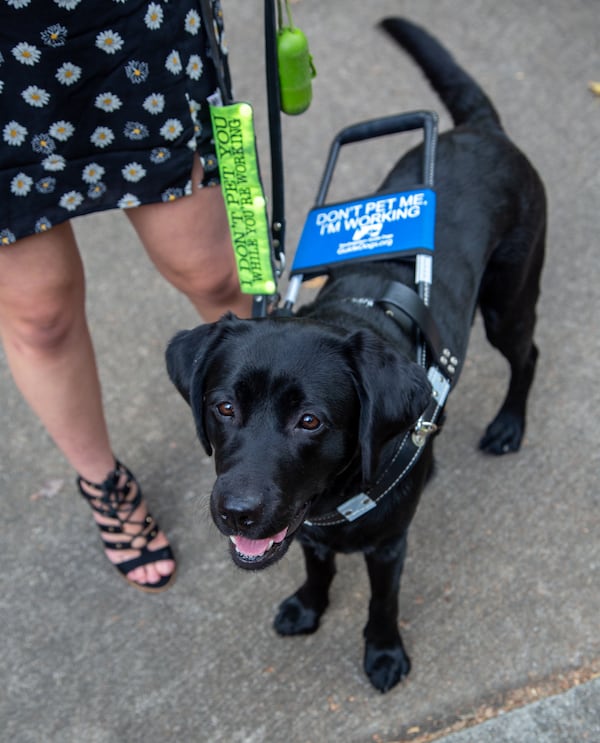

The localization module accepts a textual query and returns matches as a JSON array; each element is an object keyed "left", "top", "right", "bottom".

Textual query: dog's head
[{"left": 166, "top": 313, "right": 431, "bottom": 569}]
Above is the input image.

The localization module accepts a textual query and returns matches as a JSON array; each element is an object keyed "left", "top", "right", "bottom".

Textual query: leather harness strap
[
  {"left": 304, "top": 281, "right": 455, "bottom": 528},
  {"left": 375, "top": 280, "right": 445, "bottom": 364}
]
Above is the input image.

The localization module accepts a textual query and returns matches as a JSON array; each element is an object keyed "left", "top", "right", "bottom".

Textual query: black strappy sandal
[{"left": 77, "top": 460, "right": 176, "bottom": 593}]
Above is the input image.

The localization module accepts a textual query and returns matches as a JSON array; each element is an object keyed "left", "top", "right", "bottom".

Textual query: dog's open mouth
[
  {"left": 230, "top": 527, "right": 288, "bottom": 564},
  {"left": 227, "top": 502, "right": 310, "bottom": 570}
]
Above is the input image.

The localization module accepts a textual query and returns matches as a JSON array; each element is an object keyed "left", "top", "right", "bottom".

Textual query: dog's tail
[{"left": 380, "top": 17, "right": 501, "bottom": 129}]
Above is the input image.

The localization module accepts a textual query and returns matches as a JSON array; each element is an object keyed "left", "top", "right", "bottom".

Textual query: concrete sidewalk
[
  {"left": 437, "top": 677, "right": 600, "bottom": 742},
  {"left": 2, "top": 1, "right": 599, "bottom": 742}
]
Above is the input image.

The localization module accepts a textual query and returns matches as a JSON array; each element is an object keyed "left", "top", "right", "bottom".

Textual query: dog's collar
[
  {"left": 304, "top": 365, "right": 449, "bottom": 527},
  {"left": 304, "top": 281, "right": 457, "bottom": 528}
]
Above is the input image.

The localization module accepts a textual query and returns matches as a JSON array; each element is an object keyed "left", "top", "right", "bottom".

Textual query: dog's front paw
[
  {"left": 273, "top": 592, "right": 327, "bottom": 636},
  {"left": 364, "top": 640, "right": 411, "bottom": 693},
  {"left": 479, "top": 410, "right": 525, "bottom": 454}
]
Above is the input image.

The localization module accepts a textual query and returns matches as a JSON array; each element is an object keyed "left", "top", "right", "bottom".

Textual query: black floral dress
[{"left": 0, "top": 0, "right": 227, "bottom": 245}]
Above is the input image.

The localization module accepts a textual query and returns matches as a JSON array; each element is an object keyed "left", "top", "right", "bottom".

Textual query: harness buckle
[
  {"left": 428, "top": 365, "right": 452, "bottom": 404},
  {"left": 336, "top": 493, "right": 377, "bottom": 522},
  {"left": 411, "top": 420, "right": 438, "bottom": 447}
]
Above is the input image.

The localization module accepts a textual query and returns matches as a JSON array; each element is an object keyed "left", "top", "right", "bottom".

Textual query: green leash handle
[{"left": 199, "top": 1, "right": 279, "bottom": 303}]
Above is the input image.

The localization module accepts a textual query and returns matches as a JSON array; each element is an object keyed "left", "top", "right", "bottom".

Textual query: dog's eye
[
  {"left": 216, "top": 401, "right": 235, "bottom": 417},
  {"left": 298, "top": 413, "right": 321, "bottom": 431}
]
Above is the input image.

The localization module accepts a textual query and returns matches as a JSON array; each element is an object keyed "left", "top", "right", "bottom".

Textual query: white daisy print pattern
[
  {"left": 11, "top": 173, "right": 33, "bottom": 196},
  {"left": 35, "top": 218, "right": 52, "bottom": 233},
  {"left": 35, "top": 177, "right": 56, "bottom": 193},
  {"left": 125, "top": 60, "right": 149, "bottom": 84},
  {"left": 41, "top": 24, "right": 68, "bottom": 47},
  {"left": 12, "top": 42, "right": 42, "bottom": 66},
  {"left": 160, "top": 118, "right": 183, "bottom": 141},
  {"left": 1, "top": 229, "right": 17, "bottom": 245},
  {"left": 90, "top": 127, "right": 115, "bottom": 148},
  {"left": 150, "top": 147, "right": 170, "bottom": 164},
  {"left": 54, "top": 0, "right": 82, "bottom": 9},
  {"left": 59, "top": 191, "right": 84, "bottom": 211},
  {"left": 1, "top": 0, "right": 228, "bottom": 243},
  {"left": 31, "top": 133, "right": 56, "bottom": 155},
  {"left": 56, "top": 62, "right": 82, "bottom": 86},
  {"left": 165, "top": 50, "right": 182, "bottom": 75},
  {"left": 21, "top": 86, "right": 50, "bottom": 107},
  {"left": 118, "top": 193, "right": 141, "bottom": 209},
  {"left": 186, "top": 54, "right": 203, "bottom": 80},
  {"left": 58, "top": 191, "right": 83, "bottom": 212},
  {"left": 122, "top": 162, "right": 146, "bottom": 182},
  {"left": 3, "top": 121, "right": 28, "bottom": 147},
  {"left": 188, "top": 97, "right": 200, "bottom": 117},
  {"left": 124, "top": 122, "right": 149, "bottom": 140},
  {"left": 185, "top": 10, "right": 201, "bottom": 35},
  {"left": 94, "top": 92, "right": 122, "bottom": 112},
  {"left": 143, "top": 93, "right": 165, "bottom": 115},
  {"left": 49, "top": 121, "right": 74, "bottom": 141},
  {"left": 82, "top": 163, "right": 105, "bottom": 184},
  {"left": 42, "top": 155, "right": 66, "bottom": 171},
  {"left": 96, "top": 30, "right": 124, "bottom": 55},
  {"left": 162, "top": 187, "right": 184, "bottom": 202},
  {"left": 145, "top": 3, "right": 163, "bottom": 30},
  {"left": 188, "top": 98, "right": 202, "bottom": 138},
  {"left": 88, "top": 182, "right": 107, "bottom": 199},
  {"left": 202, "top": 153, "right": 218, "bottom": 173}
]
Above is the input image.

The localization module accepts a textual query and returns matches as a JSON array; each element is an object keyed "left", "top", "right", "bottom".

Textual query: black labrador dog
[{"left": 166, "top": 18, "right": 545, "bottom": 692}]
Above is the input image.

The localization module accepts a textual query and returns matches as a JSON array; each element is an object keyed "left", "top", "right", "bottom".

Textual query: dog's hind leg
[
  {"left": 478, "top": 219, "right": 545, "bottom": 454},
  {"left": 273, "top": 541, "right": 336, "bottom": 636},
  {"left": 363, "top": 534, "right": 411, "bottom": 693}
]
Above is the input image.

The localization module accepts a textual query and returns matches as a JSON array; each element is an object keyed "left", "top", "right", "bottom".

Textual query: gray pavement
[
  {"left": 2, "top": 1, "right": 599, "bottom": 742},
  {"left": 435, "top": 677, "right": 600, "bottom": 743}
]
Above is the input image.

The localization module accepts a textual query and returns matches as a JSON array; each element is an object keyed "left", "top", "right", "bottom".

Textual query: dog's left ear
[
  {"left": 344, "top": 330, "right": 432, "bottom": 484},
  {"left": 165, "top": 313, "right": 245, "bottom": 456}
]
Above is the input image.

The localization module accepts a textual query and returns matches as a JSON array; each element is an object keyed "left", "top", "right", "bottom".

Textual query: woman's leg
[
  {"left": 0, "top": 223, "right": 175, "bottom": 587},
  {"left": 126, "top": 156, "right": 253, "bottom": 322}
]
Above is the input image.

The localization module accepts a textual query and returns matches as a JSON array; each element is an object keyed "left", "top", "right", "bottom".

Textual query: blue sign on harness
[{"left": 290, "top": 188, "right": 436, "bottom": 277}]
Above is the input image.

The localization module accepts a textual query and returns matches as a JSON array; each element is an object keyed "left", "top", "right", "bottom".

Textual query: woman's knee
[
  {"left": 0, "top": 296, "right": 84, "bottom": 356},
  {"left": 0, "top": 269, "right": 86, "bottom": 356},
  {"left": 0, "top": 225, "right": 86, "bottom": 356}
]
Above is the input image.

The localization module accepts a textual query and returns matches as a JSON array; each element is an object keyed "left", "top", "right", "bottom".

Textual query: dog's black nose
[{"left": 216, "top": 494, "right": 263, "bottom": 532}]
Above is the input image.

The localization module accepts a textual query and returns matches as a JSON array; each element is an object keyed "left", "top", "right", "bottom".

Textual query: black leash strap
[
  {"left": 264, "top": 0, "right": 286, "bottom": 263},
  {"left": 199, "top": 0, "right": 233, "bottom": 104}
]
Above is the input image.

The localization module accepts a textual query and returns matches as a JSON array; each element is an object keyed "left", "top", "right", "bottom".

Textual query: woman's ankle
[{"left": 76, "top": 457, "right": 120, "bottom": 487}]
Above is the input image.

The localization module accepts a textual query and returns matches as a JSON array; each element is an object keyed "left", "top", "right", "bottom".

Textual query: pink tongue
[{"left": 231, "top": 527, "right": 288, "bottom": 557}]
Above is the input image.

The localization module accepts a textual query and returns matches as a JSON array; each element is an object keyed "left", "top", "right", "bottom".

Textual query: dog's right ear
[
  {"left": 344, "top": 330, "right": 432, "bottom": 485},
  {"left": 165, "top": 313, "right": 241, "bottom": 456}
]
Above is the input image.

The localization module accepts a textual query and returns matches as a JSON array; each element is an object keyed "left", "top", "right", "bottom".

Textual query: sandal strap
[
  {"left": 113, "top": 544, "right": 175, "bottom": 576},
  {"left": 77, "top": 460, "right": 142, "bottom": 518},
  {"left": 98, "top": 515, "right": 160, "bottom": 550},
  {"left": 77, "top": 460, "right": 160, "bottom": 550}
]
